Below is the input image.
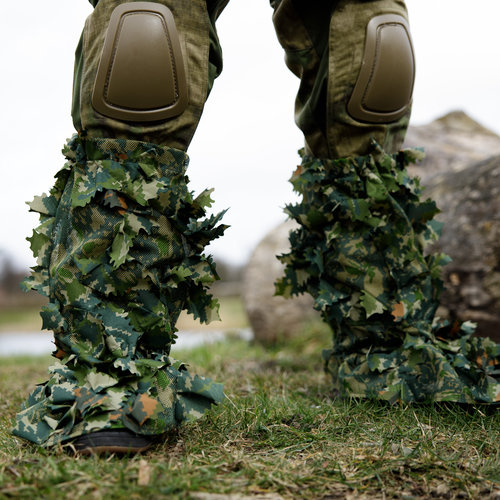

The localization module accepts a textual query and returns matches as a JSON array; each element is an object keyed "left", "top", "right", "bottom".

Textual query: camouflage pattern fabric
[
  {"left": 271, "top": 0, "right": 411, "bottom": 159},
  {"left": 74, "top": 0, "right": 229, "bottom": 151},
  {"left": 276, "top": 144, "right": 500, "bottom": 403},
  {"left": 13, "top": 135, "right": 226, "bottom": 446}
]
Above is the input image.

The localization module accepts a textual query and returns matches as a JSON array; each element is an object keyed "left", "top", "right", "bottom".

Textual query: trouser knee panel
[
  {"left": 73, "top": 0, "right": 227, "bottom": 150},
  {"left": 271, "top": 0, "right": 414, "bottom": 158}
]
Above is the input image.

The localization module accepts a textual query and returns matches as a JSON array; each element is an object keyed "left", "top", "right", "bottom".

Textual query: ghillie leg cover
[
  {"left": 13, "top": 135, "right": 226, "bottom": 446},
  {"left": 276, "top": 144, "right": 500, "bottom": 404}
]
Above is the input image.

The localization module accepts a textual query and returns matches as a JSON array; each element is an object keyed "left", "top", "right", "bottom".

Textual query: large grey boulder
[
  {"left": 243, "top": 111, "right": 500, "bottom": 343},
  {"left": 242, "top": 220, "right": 318, "bottom": 344},
  {"left": 426, "top": 155, "right": 500, "bottom": 341},
  {"left": 404, "top": 110, "right": 500, "bottom": 181}
]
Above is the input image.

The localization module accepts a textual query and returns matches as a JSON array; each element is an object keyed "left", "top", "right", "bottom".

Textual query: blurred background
[{"left": 1, "top": 0, "right": 499, "bottom": 353}]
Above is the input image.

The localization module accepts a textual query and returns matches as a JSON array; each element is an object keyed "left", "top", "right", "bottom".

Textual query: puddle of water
[
  {"left": 0, "top": 331, "right": 54, "bottom": 357},
  {"left": 0, "top": 329, "right": 253, "bottom": 357}
]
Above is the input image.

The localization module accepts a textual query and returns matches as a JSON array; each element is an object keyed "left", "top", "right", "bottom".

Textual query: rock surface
[
  {"left": 404, "top": 110, "right": 500, "bottom": 182},
  {"left": 426, "top": 155, "right": 500, "bottom": 341},
  {"left": 242, "top": 111, "right": 500, "bottom": 343},
  {"left": 242, "top": 220, "right": 318, "bottom": 344}
]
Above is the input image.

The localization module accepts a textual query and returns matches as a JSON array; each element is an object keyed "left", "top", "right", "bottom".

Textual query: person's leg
[
  {"left": 13, "top": 0, "right": 231, "bottom": 451},
  {"left": 271, "top": 0, "right": 500, "bottom": 403}
]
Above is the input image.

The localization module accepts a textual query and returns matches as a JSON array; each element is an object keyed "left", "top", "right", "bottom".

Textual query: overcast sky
[{"left": 1, "top": 0, "right": 499, "bottom": 271}]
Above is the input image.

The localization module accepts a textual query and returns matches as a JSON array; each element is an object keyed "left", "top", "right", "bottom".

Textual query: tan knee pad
[
  {"left": 92, "top": 2, "right": 188, "bottom": 122},
  {"left": 347, "top": 14, "right": 415, "bottom": 124}
]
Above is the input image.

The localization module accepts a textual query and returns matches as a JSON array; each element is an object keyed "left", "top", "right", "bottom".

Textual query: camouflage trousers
[{"left": 14, "top": 0, "right": 499, "bottom": 448}]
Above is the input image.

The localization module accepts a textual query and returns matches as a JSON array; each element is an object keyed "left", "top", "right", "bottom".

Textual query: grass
[{"left": 0, "top": 323, "right": 499, "bottom": 499}]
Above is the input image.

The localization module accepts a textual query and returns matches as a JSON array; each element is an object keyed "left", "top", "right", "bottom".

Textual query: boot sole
[{"left": 71, "top": 429, "right": 153, "bottom": 455}]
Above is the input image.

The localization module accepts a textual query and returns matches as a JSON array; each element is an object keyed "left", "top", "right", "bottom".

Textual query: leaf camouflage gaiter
[
  {"left": 276, "top": 144, "right": 500, "bottom": 404},
  {"left": 13, "top": 136, "right": 226, "bottom": 446}
]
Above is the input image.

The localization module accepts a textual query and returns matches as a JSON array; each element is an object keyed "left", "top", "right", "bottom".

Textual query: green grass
[{"left": 1, "top": 324, "right": 499, "bottom": 499}]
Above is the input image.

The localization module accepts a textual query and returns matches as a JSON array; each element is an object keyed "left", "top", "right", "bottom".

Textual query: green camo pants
[
  {"left": 13, "top": 0, "right": 499, "bottom": 448},
  {"left": 74, "top": 0, "right": 410, "bottom": 157}
]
